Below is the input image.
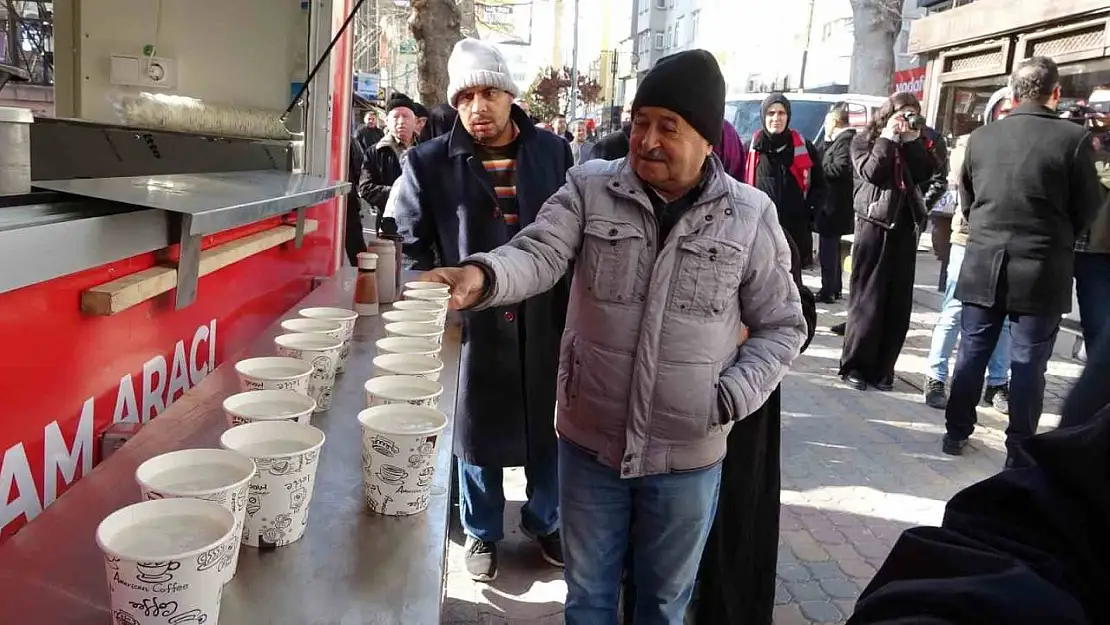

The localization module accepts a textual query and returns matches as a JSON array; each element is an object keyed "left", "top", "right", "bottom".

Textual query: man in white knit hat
[{"left": 391, "top": 38, "right": 574, "bottom": 582}]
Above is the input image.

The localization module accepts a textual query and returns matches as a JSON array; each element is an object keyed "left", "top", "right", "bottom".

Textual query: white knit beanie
[{"left": 446, "top": 38, "right": 518, "bottom": 107}]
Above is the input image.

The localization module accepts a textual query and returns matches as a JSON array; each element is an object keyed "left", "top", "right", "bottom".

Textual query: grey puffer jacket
[{"left": 466, "top": 157, "right": 807, "bottom": 478}]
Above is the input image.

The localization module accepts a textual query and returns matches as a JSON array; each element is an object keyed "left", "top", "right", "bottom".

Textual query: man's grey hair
[{"left": 1010, "top": 56, "right": 1060, "bottom": 104}]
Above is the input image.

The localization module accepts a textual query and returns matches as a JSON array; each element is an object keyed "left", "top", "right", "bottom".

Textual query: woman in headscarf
[
  {"left": 745, "top": 92, "right": 826, "bottom": 268},
  {"left": 839, "top": 92, "right": 934, "bottom": 392}
]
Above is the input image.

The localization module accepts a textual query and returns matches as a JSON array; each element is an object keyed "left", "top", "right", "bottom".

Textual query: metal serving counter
[{"left": 0, "top": 271, "right": 460, "bottom": 625}]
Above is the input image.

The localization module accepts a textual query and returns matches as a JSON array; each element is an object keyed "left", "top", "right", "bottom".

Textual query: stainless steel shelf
[{"left": 34, "top": 170, "right": 350, "bottom": 308}]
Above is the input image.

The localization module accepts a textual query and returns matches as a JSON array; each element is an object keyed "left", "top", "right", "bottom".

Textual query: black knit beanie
[
  {"left": 411, "top": 102, "right": 430, "bottom": 119},
  {"left": 632, "top": 50, "right": 725, "bottom": 145},
  {"left": 761, "top": 92, "right": 792, "bottom": 128},
  {"left": 386, "top": 92, "right": 415, "bottom": 114}
]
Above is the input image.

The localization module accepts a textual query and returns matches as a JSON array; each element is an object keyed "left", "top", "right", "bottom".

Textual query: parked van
[{"left": 725, "top": 92, "right": 887, "bottom": 144}]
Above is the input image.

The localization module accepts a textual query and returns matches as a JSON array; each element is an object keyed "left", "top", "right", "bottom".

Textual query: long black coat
[
  {"left": 393, "top": 106, "right": 574, "bottom": 467},
  {"left": 849, "top": 373, "right": 1110, "bottom": 624},
  {"left": 815, "top": 128, "right": 856, "bottom": 236},
  {"left": 956, "top": 102, "right": 1105, "bottom": 316},
  {"left": 589, "top": 125, "right": 630, "bottom": 161}
]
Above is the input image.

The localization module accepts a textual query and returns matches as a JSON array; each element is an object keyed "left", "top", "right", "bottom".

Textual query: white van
[{"left": 725, "top": 92, "right": 888, "bottom": 145}]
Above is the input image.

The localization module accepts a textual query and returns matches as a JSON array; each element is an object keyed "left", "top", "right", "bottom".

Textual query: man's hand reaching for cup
[{"left": 416, "top": 265, "right": 487, "bottom": 310}]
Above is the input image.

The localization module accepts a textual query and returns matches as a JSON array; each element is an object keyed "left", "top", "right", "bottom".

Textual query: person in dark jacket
[
  {"left": 412, "top": 101, "right": 431, "bottom": 143},
  {"left": 713, "top": 118, "right": 746, "bottom": 180},
  {"left": 815, "top": 103, "right": 856, "bottom": 303},
  {"left": 426, "top": 102, "right": 458, "bottom": 139},
  {"left": 391, "top": 38, "right": 573, "bottom": 583},
  {"left": 358, "top": 94, "right": 417, "bottom": 230},
  {"left": 919, "top": 126, "right": 949, "bottom": 212},
  {"left": 589, "top": 102, "right": 632, "bottom": 160},
  {"left": 848, "top": 328, "right": 1110, "bottom": 625},
  {"left": 839, "top": 91, "right": 934, "bottom": 392},
  {"left": 354, "top": 110, "right": 384, "bottom": 155},
  {"left": 744, "top": 92, "right": 827, "bottom": 269},
  {"left": 943, "top": 57, "right": 1105, "bottom": 466},
  {"left": 344, "top": 140, "right": 367, "bottom": 266}
]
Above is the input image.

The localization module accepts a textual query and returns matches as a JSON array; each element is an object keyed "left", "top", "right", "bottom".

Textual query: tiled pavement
[{"left": 442, "top": 250, "right": 1085, "bottom": 625}]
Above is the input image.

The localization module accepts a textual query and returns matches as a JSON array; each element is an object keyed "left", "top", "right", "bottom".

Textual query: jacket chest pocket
[
  {"left": 668, "top": 236, "right": 746, "bottom": 316},
  {"left": 581, "top": 217, "right": 645, "bottom": 303}
]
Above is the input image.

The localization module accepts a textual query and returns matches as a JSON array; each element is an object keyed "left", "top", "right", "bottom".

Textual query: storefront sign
[
  {"left": 0, "top": 320, "right": 217, "bottom": 537},
  {"left": 893, "top": 67, "right": 927, "bottom": 101}
]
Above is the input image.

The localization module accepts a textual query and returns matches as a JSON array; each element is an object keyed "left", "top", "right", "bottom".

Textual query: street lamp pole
[{"left": 567, "top": 0, "right": 580, "bottom": 118}]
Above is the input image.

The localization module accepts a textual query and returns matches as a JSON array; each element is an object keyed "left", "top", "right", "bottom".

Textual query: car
[{"left": 725, "top": 92, "right": 887, "bottom": 144}]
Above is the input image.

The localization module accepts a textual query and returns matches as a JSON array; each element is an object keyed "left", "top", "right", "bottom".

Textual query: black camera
[{"left": 903, "top": 112, "right": 926, "bottom": 131}]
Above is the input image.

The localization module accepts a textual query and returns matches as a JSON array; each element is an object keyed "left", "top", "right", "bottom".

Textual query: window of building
[
  {"left": 655, "top": 0, "right": 666, "bottom": 9},
  {"left": 639, "top": 0, "right": 648, "bottom": 14},
  {"left": 666, "top": 25, "right": 673, "bottom": 48},
  {"left": 668, "top": 0, "right": 676, "bottom": 7},
  {"left": 655, "top": 32, "right": 665, "bottom": 49},
  {"left": 689, "top": 10, "right": 700, "bottom": 43},
  {"left": 674, "top": 18, "right": 682, "bottom": 47}
]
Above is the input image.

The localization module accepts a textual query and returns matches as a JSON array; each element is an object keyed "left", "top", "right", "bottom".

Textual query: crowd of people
[{"left": 343, "top": 39, "right": 1109, "bottom": 624}]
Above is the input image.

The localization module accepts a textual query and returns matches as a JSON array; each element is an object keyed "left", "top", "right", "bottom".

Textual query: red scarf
[{"left": 745, "top": 129, "right": 813, "bottom": 194}]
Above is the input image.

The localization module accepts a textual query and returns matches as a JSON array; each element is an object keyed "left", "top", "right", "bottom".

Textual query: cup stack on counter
[{"left": 94, "top": 282, "right": 452, "bottom": 624}]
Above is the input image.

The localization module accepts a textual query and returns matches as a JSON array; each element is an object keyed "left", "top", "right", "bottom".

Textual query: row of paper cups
[{"left": 92, "top": 284, "right": 452, "bottom": 625}]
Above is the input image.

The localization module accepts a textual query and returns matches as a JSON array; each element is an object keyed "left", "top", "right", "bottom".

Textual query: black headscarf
[{"left": 752, "top": 92, "right": 794, "bottom": 157}]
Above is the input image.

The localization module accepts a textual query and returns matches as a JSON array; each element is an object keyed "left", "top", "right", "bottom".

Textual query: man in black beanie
[{"left": 412, "top": 48, "right": 805, "bottom": 623}]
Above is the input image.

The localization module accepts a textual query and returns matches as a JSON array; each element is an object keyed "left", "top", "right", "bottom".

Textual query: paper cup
[
  {"left": 357, "top": 404, "right": 447, "bottom": 516},
  {"left": 403, "top": 289, "right": 451, "bottom": 307},
  {"left": 234, "top": 357, "right": 313, "bottom": 394},
  {"left": 298, "top": 307, "right": 358, "bottom": 374},
  {"left": 373, "top": 353, "right": 444, "bottom": 381},
  {"left": 375, "top": 337, "right": 442, "bottom": 361},
  {"left": 391, "top": 300, "right": 445, "bottom": 314},
  {"left": 382, "top": 309, "right": 440, "bottom": 326},
  {"left": 97, "top": 498, "right": 237, "bottom": 625},
  {"left": 219, "top": 421, "right": 326, "bottom": 549},
  {"left": 364, "top": 375, "right": 444, "bottom": 409},
  {"left": 385, "top": 321, "right": 444, "bottom": 345},
  {"left": 392, "top": 299, "right": 448, "bottom": 325},
  {"left": 274, "top": 333, "right": 343, "bottom": 412},
  {"left": 280, "top": 318, "right": 345, "bottom": 343},
  {"left": 135, "top": 449, "right": 257, "bottom": 584},
  {"left": 222, "top": 390, "right": 316, "bottom": 427},
  {"left": 404, "top": 281, "right": 450, "bottom": 294}
]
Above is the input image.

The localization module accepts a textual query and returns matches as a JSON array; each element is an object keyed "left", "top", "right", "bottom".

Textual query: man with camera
[{"left": 943, "top": 56, "right": 1104, "bottom": 468}]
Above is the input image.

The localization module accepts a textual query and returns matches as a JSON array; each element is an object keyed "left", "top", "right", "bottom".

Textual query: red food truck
[{"left": 0, "top": 0, "right": 356, "bottom": 541}]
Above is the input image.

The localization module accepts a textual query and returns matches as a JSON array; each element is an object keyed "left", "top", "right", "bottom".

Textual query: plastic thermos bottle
[{"left": 367, "top": 238, "right": 397, "bottom": 303}]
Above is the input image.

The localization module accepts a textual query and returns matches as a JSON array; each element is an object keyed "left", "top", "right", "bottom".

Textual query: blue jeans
[
  {"left": 458, "top": 454, "right": 559, "bottom": 542},
  {"left": 559, "top": 439, "right": 722, "bottom": 625},
  {"left": 1074, "top": 252, "right": 1110, "bottom": 349},
  {"left": 945, "top": 304, "right": 1061, "bottom": 465},
  {"left": 926, "top": 245, "right": 1012, "bottom": 386}
]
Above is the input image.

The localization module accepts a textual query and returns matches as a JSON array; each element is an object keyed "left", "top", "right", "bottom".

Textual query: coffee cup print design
[
  {"left": 274, "top": 333, "right": 342, "bottom": 412},
  {"left": 234, "top": 357, "right": 313, "bottom": 395},
  {"left": 358, "top": 404, "right": 447, "bottom": 516},
  {"left": 96, "top": 498, "right": 237, "bottom": 625},
  {"left": 297, "top": 307, "right": 358, "bottom": 375},
  {"left": 134, "top": 449, "right": 257, "bottom": 585},
  {"left": 219, "top": 421, "right": 326, "bottom": 549}
]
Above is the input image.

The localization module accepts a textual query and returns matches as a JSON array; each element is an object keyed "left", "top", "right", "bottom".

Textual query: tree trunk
[
  {"left": 410, "top": 0, "right": 462, "bottom": 106},
  {"left": 848, "top": 0, "right": 902, "bottom": 96},
  {"left": 458, "top": 0, "right": 479, "bottom": 39}
]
